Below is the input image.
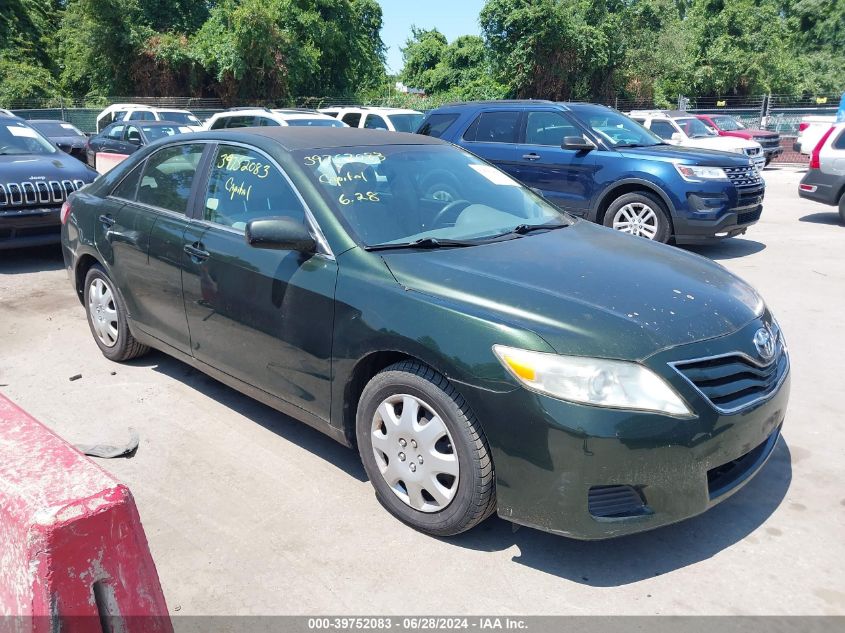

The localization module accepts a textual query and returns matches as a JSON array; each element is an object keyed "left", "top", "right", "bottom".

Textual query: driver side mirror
[
  {"left": 562, "top": 136, "right": 596, "bottom": 152},
  {"left": 245, "top": 217, "right": 316, "bottom": 252},
  {"left": 127, "top": 133, "right": 142, "bottom": 145}
]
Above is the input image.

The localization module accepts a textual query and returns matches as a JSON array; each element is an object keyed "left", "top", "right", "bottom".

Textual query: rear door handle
[
  {"left": 522, "top": 153, "right": 541, "bottom": 161},
  {"left": 184, "top": 242, "right": 210, "bottom": 262},
  {"left": 98, "top": 214, "right": 115, "bottom": 227}
]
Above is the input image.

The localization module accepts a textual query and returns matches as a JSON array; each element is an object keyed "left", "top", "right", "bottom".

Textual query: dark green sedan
[{"left": 61, "top": 128, "right": 790, "bottom": 539}]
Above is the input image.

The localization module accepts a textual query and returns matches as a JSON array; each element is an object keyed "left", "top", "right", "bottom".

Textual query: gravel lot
[{"left": 1, "top": 165, "right": 843, "bottom": 616}]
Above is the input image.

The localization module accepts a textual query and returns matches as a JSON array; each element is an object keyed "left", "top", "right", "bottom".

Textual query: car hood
[
  {"left": 0, "top": 152, "right": 97, "bottom": 181},
  {"left": 380, "top": 222, "right": 764, "bottom": 360},
  {"left": 619, "top": 143, "right": 751, "bottom": 167}
]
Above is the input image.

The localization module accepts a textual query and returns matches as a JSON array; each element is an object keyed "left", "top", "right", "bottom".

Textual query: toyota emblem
[{"left": 753, "top": 326, "right": 776, "bottom": 361}]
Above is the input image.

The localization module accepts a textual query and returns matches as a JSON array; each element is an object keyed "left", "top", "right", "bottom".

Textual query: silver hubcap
[
  {"left": 612, "top": 203, "right": 659, "bottom": 239},
  {"left": 371, "top": 394, "right": 459, "bottom": 513},
  {"left": 88, "top": 278, "right": 118, "bottom": 347}
]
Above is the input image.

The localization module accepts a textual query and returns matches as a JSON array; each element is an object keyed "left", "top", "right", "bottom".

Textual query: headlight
[
  {"left": 493, "top": 345, "right": 692, "bottom": 416},
  {"left": 674, "top": 163, "right": 729, "bottom": 182}
]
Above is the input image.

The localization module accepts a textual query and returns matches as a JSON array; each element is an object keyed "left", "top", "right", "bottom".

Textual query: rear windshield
[
  {"left": 286, "top": 119, "right": 346, "bottom": 127},
  {"left": 417, "top": 113, "right": 459, "bottom": 137},
  {"left": 28, "top": 121, "right": 85, "bottom": 137},
  {"left": 388, "top": 113, "right": 424, "bottom": 133},
  {"left": 0, "top": 121, "right": 57, "bottom": 155}
]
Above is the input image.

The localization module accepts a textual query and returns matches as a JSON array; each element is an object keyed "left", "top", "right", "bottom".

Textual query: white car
[
  {"left": 794, "top": 115, "right": 837, "bottom": 155},
  {"left": 96, "top": 104, "right": 202, "bottom": 133},
  {"left": 798, "top": 121, "right": 845, "bottom": 224},
  {"left": 204, "top": 108, "right": 347, "bottom": 130},
  {"left": 318, "top": 107, "right": 425, "bottom": 133},
  {"left": 630, "top": 110, "right": 765, "bottom": 171}
]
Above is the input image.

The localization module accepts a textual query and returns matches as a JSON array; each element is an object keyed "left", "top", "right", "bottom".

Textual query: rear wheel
[
  {"left": 603, "top": 191, "right": 672, "bottom": 243},
  {"left": 839, "top": 194, "right": 845, "bottom": 225},
  {"left": 356, "top": 361, "right": 496, "bottom": 536},
  {"left": 83, "top": 265, "right": 149, "bottom": 362}
]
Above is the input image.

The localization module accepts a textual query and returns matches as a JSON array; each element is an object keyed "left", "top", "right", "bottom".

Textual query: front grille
[
  {"left": 588, "top": 485, "right": 651, "bottom": 518},
  {"left": 724, "top": 165, "right": 763, "bottom": 189},
  {"left": 671, "top": 333, "right": 788, "bottom": 414},
  {"left": 0, "top": 179, "right": 86, "bottom": 208},
  {"left": 754, "top": 136, "right": 781, "bottom": 149},
  {"left": 737, "top": 209, "right": 762, "bottom": 225}
]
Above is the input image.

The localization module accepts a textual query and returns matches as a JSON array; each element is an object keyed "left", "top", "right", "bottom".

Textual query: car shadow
[
  {"left": 683, "top": 238, "right": 766, "bottom": 260},
  {"left": 799, "top": 212, "right": 843, "bottom": 226},
  {"left": 124, "top": 350, "right": 368, "bottom": 482},
  {"left": 443, "top": 439, "right": 791, "bottom": 586},
  {"left": 0, "top": 245, "right": 65, "bottom": 274}
]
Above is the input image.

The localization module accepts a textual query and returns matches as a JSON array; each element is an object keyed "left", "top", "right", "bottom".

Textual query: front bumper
[
  {"left": 799, "top": 169, "right": 843, "bottom": 206},
  {"left": 463, "top": 318, "right": 790, "bottom": 539},
  {"left": 0, "top": 207, "right": 62, "bottom": 250}
]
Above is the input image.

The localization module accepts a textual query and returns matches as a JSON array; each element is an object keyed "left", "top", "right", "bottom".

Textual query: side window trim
[{"left": 192, "top": 141, "right": 334, "bottom": 259}]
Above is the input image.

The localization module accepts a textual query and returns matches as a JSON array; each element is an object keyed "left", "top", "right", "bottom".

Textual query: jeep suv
[
  {"left": 0, "top": 115, "right": 97, "bottom": 249},
  {"left": 417, "top": 101, "right": 765, "bottom": 244}
]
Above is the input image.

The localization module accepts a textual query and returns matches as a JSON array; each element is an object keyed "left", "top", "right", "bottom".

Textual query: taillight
[
  {"left": 60, "top": 200, "right": 71, "bottom": 225},
  {"left": 798, "top": 122, "right": 810, "bottom": 133},
  {"left": 809, "top": 126, "right": 835, "bottom": 170}
]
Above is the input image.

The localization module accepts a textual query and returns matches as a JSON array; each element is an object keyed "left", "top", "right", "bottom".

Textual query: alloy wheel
[
  {"left": 88, "top": 277, "right": 119, "bottom": 347},
  {"left": 370, "top": 393, "right": 460, "bottom": 512},
  {"left": 612, "top": 202, "right": 659, "bottom": 239}
]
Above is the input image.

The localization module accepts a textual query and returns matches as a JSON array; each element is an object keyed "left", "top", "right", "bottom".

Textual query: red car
[{"left": 697, "top": 114, "right": 783, "bottom": 165}]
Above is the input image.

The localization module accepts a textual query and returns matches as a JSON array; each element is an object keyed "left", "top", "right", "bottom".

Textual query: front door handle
[
  {"left": 184, "top": 242, "right": 210, "bottom": 262},
  {"left": 98, "top": 214, "right": 115, "bottom": 227},
  {"left": 522, "top": 153, "right": 541, "bottom": 161}
]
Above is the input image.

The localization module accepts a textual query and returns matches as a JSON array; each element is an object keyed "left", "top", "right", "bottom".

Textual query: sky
[{"left": 376, "top": 0, "right": 487, "bottom": 75}]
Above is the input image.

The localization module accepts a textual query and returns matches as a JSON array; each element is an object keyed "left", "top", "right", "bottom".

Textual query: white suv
[
  {"left": 630, "top": 110, "right": 765, "bottom": 171},
  {"left": 318, "top": 107, "right": 424, "bottom": 133},
  {"left": 204, "top": 108, "right": 346, "bottom": 130},
  {"left": 798, "top": 121, "right": 845, "bottom": 224},
  {"left": 96, "top": 104, "right": 202, "bottom": 132}
]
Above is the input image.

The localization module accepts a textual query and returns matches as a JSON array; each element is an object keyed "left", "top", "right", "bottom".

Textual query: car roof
[
  {"left": 429, "top": 100, "right": 610, "bottom": 113},
  {"left": 320, "top": 106, "right": 423, "bottom": 114},
  {"left": 186, "top": 127, "right": 447, "bottom": 151}
]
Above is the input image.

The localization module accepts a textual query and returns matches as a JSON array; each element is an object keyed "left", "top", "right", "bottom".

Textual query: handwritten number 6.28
[{"left": 339, "top": 192, "right": 380, "bottom": 205}]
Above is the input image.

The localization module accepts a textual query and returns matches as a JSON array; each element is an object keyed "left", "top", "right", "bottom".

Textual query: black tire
[
  {"left": 83, "top": 264, "right": 149, "bottom": 362},
  {"left": 839, "top": 195, "right": 845, "bottom": 226},
  {"left": 356, "top": 361, "right": 496, "bottom": 536},
  {"left": 603, "top": 191, "right": 672, "bottom": 243}
]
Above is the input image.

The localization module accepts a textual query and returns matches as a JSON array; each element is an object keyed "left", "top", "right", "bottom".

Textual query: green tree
[{"left": 399, "top": 27, "right": 448, "bottom": 91}]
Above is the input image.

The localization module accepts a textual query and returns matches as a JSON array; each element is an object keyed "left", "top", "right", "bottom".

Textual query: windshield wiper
[
  {"left": 489, "top": 221, "right": 570, "bottom": 239},
  {"left": 365, "top": 237, "right": 480, "bottom": 251}
]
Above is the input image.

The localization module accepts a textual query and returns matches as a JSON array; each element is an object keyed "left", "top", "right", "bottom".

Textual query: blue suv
[{"left": 417, "top": 101, "right": 765, "bottom": 244}]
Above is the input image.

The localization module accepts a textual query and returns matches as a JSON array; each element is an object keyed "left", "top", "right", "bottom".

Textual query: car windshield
[
  {"left": 387, "top": 113, "right": 424, "bottom": 133},
  {"left": 29, "top": 121, "right": 84, "bottom": 137},
  {"left": 0, "top": 121, "right": 57, "bottom": 155},
  {"left": 160, "top": 111, "right": 200, "bottom": 125},
  {"left": 286, "top": 118, "right": 346, "bottom": 127},
  {"left": 296, "top": 144, "right": 570, "bottom": 248},
  {"left": 141, "top": 124, "right": 189, "bottom": 140},
  {"left": 713, "top": 116, "right": 745, "bottom": 131},
  {"left": 676, "top": 117, "right": 718, "bottom": 138},
  {"left": 573, "top": 107, "right": 663, "bottom": 147}
]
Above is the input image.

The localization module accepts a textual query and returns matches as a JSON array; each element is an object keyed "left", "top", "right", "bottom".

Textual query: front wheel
[
  {"left": 83, "top": 265, "right": 149, "bottom": 362},
  {"left": 603, "top": 191, "right": 672, "bottom": 243},
  {"left": 356, "top": 361, "right": 496, "bottom": 536}
]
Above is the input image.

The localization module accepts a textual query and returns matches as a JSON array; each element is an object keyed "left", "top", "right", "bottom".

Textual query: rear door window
[
  {"left": 417, "top": 113, "right": 459, "bottom": 138},
  {"left": 136, "top": 143, "right": 205, "bottom": 214},
  {"left": 112, "top": 161, "right": 145, "bottom": 200},
  {"left": 341, "top": 112, "right": 362, "bottom": 127},
  {"left": 107, "top": 124, "right": 126, "bottom": 140},
  {"left": 463, "top": 111, "right": 521, "bottom": 144}
]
